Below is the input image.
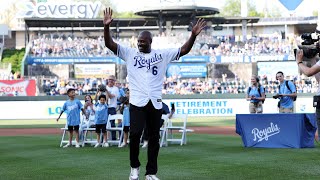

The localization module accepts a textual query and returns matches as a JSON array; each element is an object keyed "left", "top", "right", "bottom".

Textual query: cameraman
[
  {"left": 273, "top": 71, "right": 297, "bottom": 113},
  {"left": 296, "top": 49, "right": 320, "bottom": 140}
]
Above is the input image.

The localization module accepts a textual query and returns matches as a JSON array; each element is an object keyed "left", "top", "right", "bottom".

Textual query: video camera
[
  {"left": 97, "top": 84, "right": 106, "bottom": 92},
  {"left": 295, "top": 29, "right": 320, "bottom": 59}
]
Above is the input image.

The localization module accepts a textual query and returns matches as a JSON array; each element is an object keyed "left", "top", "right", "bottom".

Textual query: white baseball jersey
[{"left": 117, "top": 44, "right": 180, "bottom": 109}]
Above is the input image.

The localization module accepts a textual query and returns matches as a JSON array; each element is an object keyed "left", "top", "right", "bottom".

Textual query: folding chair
[
  {"left": 60, "top": 122, "right": 69, "bottom": 147},
  {"left": 106, "top": 114, "right": 124, "bottom": 147},
  {"left": 160, "top": 114, "right": 169, "bottom": 147},
  {"left": 60, "top": 115, "right": 87, "bottom": 147},
  {"left": 165, "top": 114, "right": 188, "bottom": 146},
  {"left": 81, "top": 115, "right": 97, "bottom": 147}
]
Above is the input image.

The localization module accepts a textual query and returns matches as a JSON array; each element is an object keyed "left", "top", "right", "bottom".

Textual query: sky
[{"left": 110, "top": 0, "right": 320, "bottom": 17}]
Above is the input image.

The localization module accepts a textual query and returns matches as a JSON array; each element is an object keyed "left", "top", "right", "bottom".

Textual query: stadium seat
[
  {"left": 164, "top": 114, "right": 188, "bottom": 146},
  {"left": 106, "top": 114, "right": 124, "bottom": 147}
]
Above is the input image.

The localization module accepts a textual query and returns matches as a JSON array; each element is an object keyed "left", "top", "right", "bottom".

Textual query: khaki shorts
[
  {"left": 279, "top": 107, "right": 294, "bottom": 113},
  {"left": 249, "top": 102, "right": 263, "bottom": 114}
]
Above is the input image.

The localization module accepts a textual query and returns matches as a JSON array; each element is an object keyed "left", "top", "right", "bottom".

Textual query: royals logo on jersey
[
  {"left": 133, "top": 53, "right": 163, "bottom": 70},
  {"left": 117, "top": 44, "right": 180, "bottom": 109}
]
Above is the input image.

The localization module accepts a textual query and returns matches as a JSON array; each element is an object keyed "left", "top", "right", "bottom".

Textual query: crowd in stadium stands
[
  {"left": 37, "top": 74, "right": 319, "bottom": 96},
  {"left": 0, "top": 70, "right": 21, "bottom": 80},
  {"left": 0, "top": 70, "right": 318, "bottom": 95},
  {"left": 29, "top": 31, "right": 296, "bottom": 57},
  {"left": 2, "top": 32, "right": 315, "bottom": 96}
]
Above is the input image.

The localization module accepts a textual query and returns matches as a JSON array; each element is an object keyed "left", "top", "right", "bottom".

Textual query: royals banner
[{"left": 0, "top": 80, "right": 36, "bottom": 96}]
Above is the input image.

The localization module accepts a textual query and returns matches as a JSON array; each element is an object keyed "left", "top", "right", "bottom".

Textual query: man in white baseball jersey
[{"left": 103, "top": 7, "right": 206, "bottom": 180}]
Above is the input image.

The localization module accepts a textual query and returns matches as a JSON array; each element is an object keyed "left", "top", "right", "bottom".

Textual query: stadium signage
[
  {"left": 0, "top": 80, "right": 36, "bottom": 96},
  {"left": 20, "top": 1, "right": 101, "bottom": 18},
  {"left": 251, "top": 123, "right": 280, "bottom": 142},
  {"left": 0, "top": 98, "right": 315, "bottom": 119}
]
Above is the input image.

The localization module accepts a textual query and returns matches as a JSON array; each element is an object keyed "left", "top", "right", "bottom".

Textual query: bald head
[
  {"left": 138, "top": 31, "right": 152, "bottom": 42},
  {"left": 137, "top": 31, "right": 152, "bottom": 53}
]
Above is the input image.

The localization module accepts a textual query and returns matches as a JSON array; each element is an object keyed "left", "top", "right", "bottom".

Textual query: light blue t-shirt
[
  {"left": 94, "top": 103, "right": 108, "bottom": 125},
  {"left": 62, "top": 99, "right": 83, "bottom": 126},
  {"left": 247, "top": 86, "right": 265, "bottom": 103},
  {"left": 123, "top": 105, "right": 130, "bottom": 127},
  {"left": 279, "top": 80, "right": 296, "bottom": 108}
]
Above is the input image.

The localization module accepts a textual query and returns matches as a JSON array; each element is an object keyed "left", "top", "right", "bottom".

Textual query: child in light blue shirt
[
  {"left": 94, "top": 94, "right": 109, "bottom": 148},
  {"left": 57, "top": 88, "right": 87, "bottom": 148}
]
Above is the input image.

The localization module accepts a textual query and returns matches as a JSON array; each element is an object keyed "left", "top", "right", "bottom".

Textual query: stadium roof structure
[
  {"left": 134, "top": 5, "right": 220, "bottom": 18},
  {"left": 24, "top": 5, "right": 260, "bottom": 29},
  {"left": 24, "top": 17, "right": 260, "bottom": 29}
]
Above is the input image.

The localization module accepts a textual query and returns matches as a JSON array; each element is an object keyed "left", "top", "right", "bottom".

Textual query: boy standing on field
[
  {"left": 94, "top": 94, "right": 109, "bottom": 148},
  {"left": 57, "top": 88, "right": 87, "bottom": 148}
]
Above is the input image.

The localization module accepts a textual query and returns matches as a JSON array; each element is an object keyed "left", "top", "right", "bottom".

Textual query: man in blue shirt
[{"left": 274, "top": 71, "right": 297, "bottom": 113}]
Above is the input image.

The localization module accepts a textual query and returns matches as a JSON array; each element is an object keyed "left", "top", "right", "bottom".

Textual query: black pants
[
  {"left": 129, "top": 101, "right": 162, "bottom": 175},
  {"left": 141, "top": 119, "right": 165, "bottom": 142}
]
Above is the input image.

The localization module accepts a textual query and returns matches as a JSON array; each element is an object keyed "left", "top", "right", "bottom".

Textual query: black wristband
[{"left": 298, "top": 62, "right": 303, "bottom": 65}]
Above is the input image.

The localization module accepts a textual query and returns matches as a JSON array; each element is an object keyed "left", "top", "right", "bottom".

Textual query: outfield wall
[{"left": 0, "top": 94, "right": 316, "bottom": 119}]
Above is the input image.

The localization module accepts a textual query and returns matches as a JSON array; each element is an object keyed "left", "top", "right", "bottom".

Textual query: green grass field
[
  {"left": 0, "top": 116, "right": 235, "bottom": 128},
  {"left": 1, "top": 117, "right": 320, "bottom": 180},
  {"left": 0, "top": 134, "right": 320, "bottom": 180}
]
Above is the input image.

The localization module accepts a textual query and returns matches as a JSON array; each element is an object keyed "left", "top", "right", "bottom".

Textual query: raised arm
[
  {"left": 179, "top": 18, "right": 206, "bottom": 57},
  {"left": 296, "top": 49, "right": 320, "bottom": 77},
  {"left": 103, "top": 7, "right": 118, "bottom": 54}
]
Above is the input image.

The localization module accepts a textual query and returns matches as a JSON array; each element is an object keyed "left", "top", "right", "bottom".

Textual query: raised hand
[
  {"left": 103, "top": 7, "right": 113, "bottom": 26},
  {"left": 191, "top": 18, "right": 206, "bottom": 36}
]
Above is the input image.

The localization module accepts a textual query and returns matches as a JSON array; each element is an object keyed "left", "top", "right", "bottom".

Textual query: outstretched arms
[
  {"left": 103, "top": 7, "right": 118, "bottom": 54},
  {"left": 179, "top": 18, "right": 207, "bottom": 57}
]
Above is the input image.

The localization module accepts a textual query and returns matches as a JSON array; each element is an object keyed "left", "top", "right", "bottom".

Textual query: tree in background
[
  {"left": 219, "top": 0, "right": 264, "bottom": 17},
  {"left": 0, "top": 1, "right": 19, "bottom": 29},
  {"left": 1, "top": 49, "right": 25, "bottom": 73}
]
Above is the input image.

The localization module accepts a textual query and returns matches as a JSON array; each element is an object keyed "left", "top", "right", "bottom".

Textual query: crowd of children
[
  {"left": 57, "top": 85, "right": 175, "bottom": 149},
  {"left": 57, "top": 86, "right": 131, "bottom": 148}
]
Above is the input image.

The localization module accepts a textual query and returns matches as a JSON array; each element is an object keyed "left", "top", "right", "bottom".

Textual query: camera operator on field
[{"left": 296, "top": 37, "right": 320, "bottom": 141}]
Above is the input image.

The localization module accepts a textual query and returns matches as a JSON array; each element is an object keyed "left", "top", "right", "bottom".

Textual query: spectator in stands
[
  {"left": 103, "top": 7, "right": 206, "bottom": 180},
  {"left": 56, "top": 88, "right": 87, "bottom": 148},
  {"left": 273, "top": 71, "right": 297, "bottom": 113},
  {"left": 246, "top": 75, "right": 265, "bottom": 114}
]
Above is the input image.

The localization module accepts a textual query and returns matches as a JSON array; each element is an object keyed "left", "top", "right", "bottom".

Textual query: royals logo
[
  {"left": 251, "top": 122, "right": 280, "bottom": 142},
  {"left": 134, "top": 53, "right": 163, "bottom": 70}
]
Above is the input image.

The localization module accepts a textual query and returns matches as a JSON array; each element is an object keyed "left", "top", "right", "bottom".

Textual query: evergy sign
[{"left": 17, "top": 1, "right": 101, "bottom": 18}]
